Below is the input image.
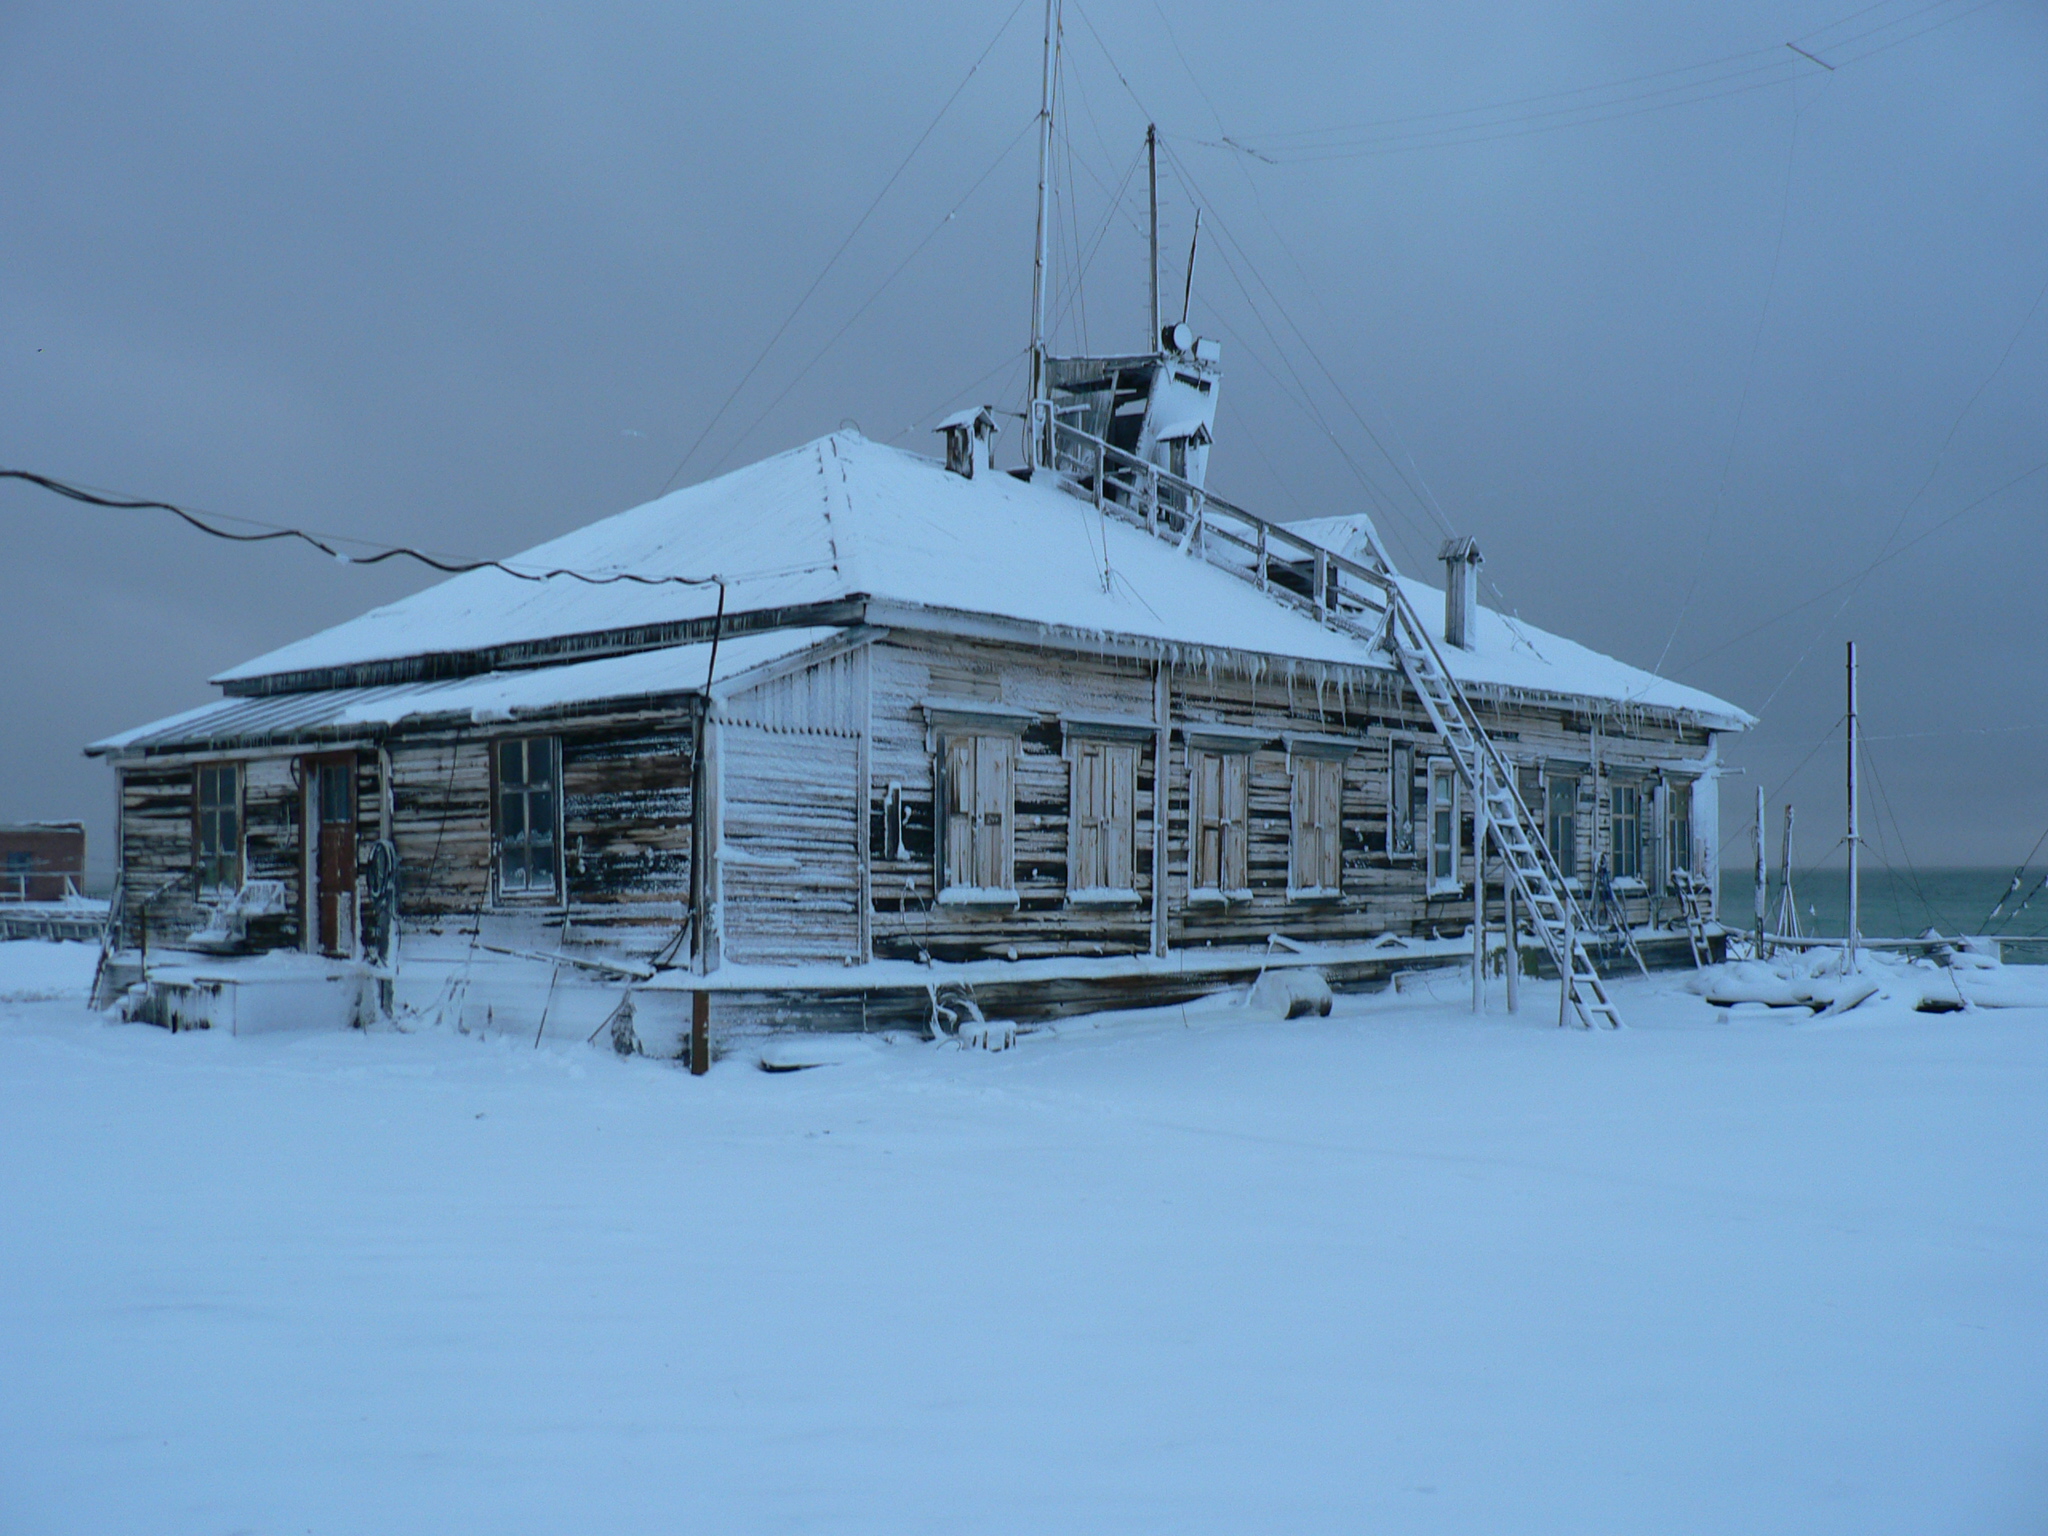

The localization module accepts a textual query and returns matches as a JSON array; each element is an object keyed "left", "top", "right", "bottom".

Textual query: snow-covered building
[
  {"left": 85, "top": 21, "right": 1751, "bottom": 1043},
  {"left": 90, "top": 415, "right": 1749, "bottom": 1043}
]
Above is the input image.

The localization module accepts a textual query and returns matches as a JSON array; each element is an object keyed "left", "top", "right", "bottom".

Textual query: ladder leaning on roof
[{"left": 1038, "top": 411, "right": 1624, "bottom": 1027}]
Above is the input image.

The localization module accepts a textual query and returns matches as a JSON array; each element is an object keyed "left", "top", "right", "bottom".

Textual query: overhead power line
[{"left": 0, "top": 468, "right": 810, "bottom": 592}]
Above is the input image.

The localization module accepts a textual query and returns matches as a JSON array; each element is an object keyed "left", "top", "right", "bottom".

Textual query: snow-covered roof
[
  {"left": 1284, "top": 514, "right": 1752, "bottom": 726},
  {"left": 92, "top": 628, "right": 837, "bottom": 755},
  {"left": 208, "top": 433, "right": 1746, "bottom": 727}
]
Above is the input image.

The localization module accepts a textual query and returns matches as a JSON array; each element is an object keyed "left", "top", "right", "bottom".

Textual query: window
[
  {"left": 1546, "top": 773, "right": 1579, "bottom": 883},
  {"left": 941, "top": 733, "right": 1014, "bottom": 897},
  {"left": 1666, "top": 781, "right": 1693, "bottom": 885},
  {"left": 195, "top": 762, "right": 242, "bottom": 894},
  {"left": 1290, "top": 754, "right": 1345, "bottom": 896},
  {"left": 1388, "top": 741, "right": 1416, "bottom": 859},
  {"left": 1610, "top": 783, "right": 1643, "bottom": 882},
  {"left": 496, "top": 737, "right": 560, "bottom": 898},
  {"left": 1427, "top": 760, "right": 1459, "bottom": 894},
  {"left": 1516, "top": 763, "right": 1542, "bottom": 818},
  {"left": 1069, "top": 740, "right": 1138, "bottom": 896},
  {"left": 1188, "top": 748, "right": 1249, "bottom": 897}
]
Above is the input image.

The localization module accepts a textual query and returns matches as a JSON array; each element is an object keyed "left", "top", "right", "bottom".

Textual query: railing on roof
[{"left": 1039, "top": 406, "right": 1401, "bottom": 646}]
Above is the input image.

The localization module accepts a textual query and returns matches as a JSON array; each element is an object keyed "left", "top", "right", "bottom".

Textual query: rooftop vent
[
  {"left": 936, "top": 405, "right": 1001, "bottom": 479},
  {"left": 1439, "top": 536, "right": 1482, "bottom": 650}
]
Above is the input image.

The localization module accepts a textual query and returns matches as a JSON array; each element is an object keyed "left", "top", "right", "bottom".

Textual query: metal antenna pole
[
  {"left": 1845, "top": 640, "right": 1859, "bottom": 973},
  {"left": 1146, "top": 123, "right": 1160, "bottom": 351},
  {"left": 1180, "top": 208, "right": 1201, "bottom": 326},
  {"left": 1027, "top": 0, "right": 1060, "bottom": 470}
]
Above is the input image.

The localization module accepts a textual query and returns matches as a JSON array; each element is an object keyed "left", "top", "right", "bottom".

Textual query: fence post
[{"left": 691, "top": 990, "right": 710, "bottom": 1076}]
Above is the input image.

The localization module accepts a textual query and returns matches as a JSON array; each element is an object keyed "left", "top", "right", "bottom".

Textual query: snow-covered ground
[{"left": 2, "top": 941, "right": 2043, "bottom": 1533}]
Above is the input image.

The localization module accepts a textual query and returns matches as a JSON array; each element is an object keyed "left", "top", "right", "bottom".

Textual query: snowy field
[{"left": 2, "top": 941, "right": 2043, "bottom": 1533}]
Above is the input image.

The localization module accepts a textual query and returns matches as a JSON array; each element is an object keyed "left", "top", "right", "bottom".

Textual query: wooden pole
[
  {"left": 1753, "top": 783, "right": 1767, "bottom": 959},
  {"left": 1504, "top": 875, "right": 1519, "bottom": 1013},
  {"left": 1559, "top": 911, "right": 1574, "bottom": 1028},
  {"left": 1472, "top": 780, "right": 1486, "bottom": 1014},
  {"left": 1027, "top": 0, "right": 1060, "bottom": 467},
  {"left": 691, "top": 989, "right": 710, "bottom": 1076},
  {"left": 1845, "top": 641, "right": 1859, "bottom": 974}
]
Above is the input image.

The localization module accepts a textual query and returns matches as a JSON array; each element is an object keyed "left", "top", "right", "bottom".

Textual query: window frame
[
  {"left": 1609, "top": 779, "right": 1644, "bottom": 886},
  {"left": 936, "top": 730, "right": 1019, "bottom": 906},
  {"left": 1545, "top": 768, "right": 1581, "bottom": 888},
  {"left": 1184, "top": 732, "right": 1254, "bottom": 904},
  {"left": 1664, "top": 777, "right": 1694, "bottom": 889},
  {"left": 193, "top": 760, "right": 244, "bottom": 897},
  {"left": 1064, "top": 721, "right": 1145, "bottom": 904},
  {"left": 1426, "top": 758, "right": 1461, "bottom": 896},
  {"left": 493, "top": 735, "right": 563, "bottom": 904},
  {"left": 1287, "top": 737, "right": 1352, "bottom": 900},
  {"left": 1388, "top": 739, "right": 1418, "bottom": 863}
]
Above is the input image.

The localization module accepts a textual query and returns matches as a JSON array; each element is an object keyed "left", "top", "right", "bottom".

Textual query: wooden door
[{"left": 309, "top": 756, "right": 357, "bottom": 957}]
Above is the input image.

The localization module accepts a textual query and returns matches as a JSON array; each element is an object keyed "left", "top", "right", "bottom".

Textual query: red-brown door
[{"left": 308, "top": 756, "right": 357, "bottom": 956}]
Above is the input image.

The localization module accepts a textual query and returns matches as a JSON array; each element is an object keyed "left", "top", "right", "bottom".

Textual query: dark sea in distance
[{"left": 1719, "top": 866, "right": 2048, "bottom": 960}]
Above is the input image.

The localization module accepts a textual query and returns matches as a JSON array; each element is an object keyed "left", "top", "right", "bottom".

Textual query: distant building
[{"left": 0, "top": 822, "right": 86, "bottom": 903}]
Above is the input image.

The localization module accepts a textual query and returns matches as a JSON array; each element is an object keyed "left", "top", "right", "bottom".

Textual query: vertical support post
[
  {"left": 1845, "top": 640, "right": 1859, "bottom": 974},
  {"left": 1313, "top": 548, "right": 1329, "bottom": 620},
  {"left": 855, "top": 642, "right": 873, "bottom": 965},
  {"left": 1472, "top": 776, "right": 1486, "bottom": 1014},
  {"left": 1151, "top": 661, "right": 1171, "bottom": 959},
  {"left": 1504, "top": 874, "right": 1519, "bottom": 1013},
  {"left": 1146, "top": 464, "right": 1159, "bottom": 533},
  {"left": 1256, "top": 523, "right": 1268, "bottom": 591},
  {"left": 690, "top": 989, "right": 709, "bottom": 1076},
  {"left": 1753, "top": 783, "right": 1767, "bottom": 959},
  {"left": 1559, "top": 911, "right": 1575, "bottom": 1029}
]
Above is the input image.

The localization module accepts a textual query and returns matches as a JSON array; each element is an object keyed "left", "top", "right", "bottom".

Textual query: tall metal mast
[
  {"left": 1027, "top": 0, "right": 1060, "bottom": 469},
  {"left": 1146, "top": 122, "right": 1160, "bottom": 351}
]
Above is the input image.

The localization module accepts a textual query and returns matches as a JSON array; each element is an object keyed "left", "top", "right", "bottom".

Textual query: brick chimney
[{"left": 1439, "top": 536, "right": 1482, "bottom": 649}]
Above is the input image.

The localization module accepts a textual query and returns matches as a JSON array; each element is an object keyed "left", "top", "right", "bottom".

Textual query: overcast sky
[{"left": 3, "top": 0, "right": 2044, "bottom": 886}]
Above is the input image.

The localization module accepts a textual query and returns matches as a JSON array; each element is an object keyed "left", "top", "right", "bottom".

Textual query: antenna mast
[
  {"left": 1146, "top": 123, "right": 1160, "bottom": 350},
  {"left": 1180, "top": 208, "right": 1202, "bottom": 326},
  {"left": 1028, "top": 0, "right": 1061, "bottom": 469}
]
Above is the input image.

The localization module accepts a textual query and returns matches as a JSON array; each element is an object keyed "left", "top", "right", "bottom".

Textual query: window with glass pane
[
  {"left": 1429, "top": 762, "right": 1458, "bottom": 890},
  {"left": 496, "top": 738, "right": 559, "bottom": 896},
  {"left": 195, "top": 763, "right": 242, "bottom": 893},
  {"left": 1611, "top": 784, "right": 1642, "bottom": 881},
  {"left": 1546, "top": 774, "right": 1578, "bottom": 882},
  {"left": 1666, "top": 784, "right": 1693, "bottom": 882},
  {"left": 1389, "top": 742, "right": 1416, "bottom": 859},
  {"left": 1069, "top": 740, "right": 1136, "bottom": 893}
]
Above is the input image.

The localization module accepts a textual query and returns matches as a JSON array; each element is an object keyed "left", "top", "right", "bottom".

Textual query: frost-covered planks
[
  {"left": 720, "top": 723, "right": 860, "bottom": 964},
  {"left": 562, "top": 725, "right": 693, "bottom": 910},
  {"left": 117, "top": 765, "right": 200, "bottom": 945},
  {"left": 388, "top": 735, "right": 491, "bottom": 917}
]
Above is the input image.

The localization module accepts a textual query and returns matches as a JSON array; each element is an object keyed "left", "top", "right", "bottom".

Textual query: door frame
[{"left": 302, "top": 752, "right": 359, "bottom": 957}]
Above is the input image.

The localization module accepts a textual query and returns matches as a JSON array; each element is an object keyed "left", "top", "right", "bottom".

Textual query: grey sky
[{"left": 4, "top": 0, "right": 2044, "bottom": 884}]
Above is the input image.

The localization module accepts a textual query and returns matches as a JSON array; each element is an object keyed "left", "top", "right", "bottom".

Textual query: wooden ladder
[
  {"left": 1043, "top": 416, "right": 1624, "bottom": 1027},
  {"left": 1673, "top": 869, "right": 1713, "bottom": 968}
]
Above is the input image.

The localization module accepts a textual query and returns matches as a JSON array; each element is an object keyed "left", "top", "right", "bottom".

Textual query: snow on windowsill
[
  {"left": 1427, "top": 881, "right": 1464, "bottom": 899},
  {"left": 1067, "top": 887, "right": 1142, "bottom": 907},
  {"left": 1187, "top": 887, "right": 1253, "bottom": 907},
  {"left": 1611, "top": 877, "right": 1647, "bottom": 894},
  {"left": 937, "top": 887, "right": 1021, "bottom": 909},
  {"left": 1287, "top": 886, "right": 1344, "bottom": 903}
]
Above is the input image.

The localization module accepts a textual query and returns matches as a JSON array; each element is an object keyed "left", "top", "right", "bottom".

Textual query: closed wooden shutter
[{"left": 1222, "top": 752, "right": 1248, "bottom": 893}]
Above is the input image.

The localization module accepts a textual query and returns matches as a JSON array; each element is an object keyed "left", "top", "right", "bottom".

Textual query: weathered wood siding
[
  {"left": 115, "top": 753, "right": 310, "bottom": 949},
  {"left": 718, "top": 723, "right": 861, "bottom": 965},
  {"left": 387, "top": 707, "right": 696, "bottom": 940}
]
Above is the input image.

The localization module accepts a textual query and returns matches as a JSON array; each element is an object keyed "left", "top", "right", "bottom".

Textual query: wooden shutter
[
  {"left": 1106, "top": 745, "right": 1134, "bottom": 889},
  {"left": 944, "top": 735, "right": 976, "bottom": 889},
  {"left": 1222, "top": 752, "right": 1249, "bottom": 892},
  {"left": 1192, "top": 750, "right": 1222, "bottom": 889},
  {"left": 1072, "top": 744, "right": 1104, "bottom": 890},
  {"left": 1318, "top": 758, "right": 1343, "bottom": 890},
  {"left": 973, "top": 735, "right": 1012, "bottom": 889}
]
